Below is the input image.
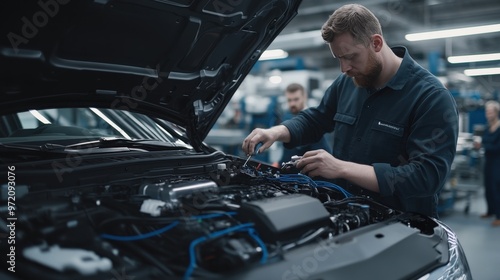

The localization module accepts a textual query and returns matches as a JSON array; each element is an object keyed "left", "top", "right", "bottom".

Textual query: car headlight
[{"left": 418, "top": 219, "right": 472, "bottom": 280}]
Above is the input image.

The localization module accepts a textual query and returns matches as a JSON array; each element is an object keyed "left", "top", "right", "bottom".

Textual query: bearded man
[{"left": 242, "top": 4, "right": 459, "bottom": 218}]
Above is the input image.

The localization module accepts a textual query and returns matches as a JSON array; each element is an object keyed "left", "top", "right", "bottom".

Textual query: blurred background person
[
  {"left": 474, "top": 100, "right": 500, "bottom": 226},
  {"left": 279, "top": 83, "right": 332, "bottom": 165}
]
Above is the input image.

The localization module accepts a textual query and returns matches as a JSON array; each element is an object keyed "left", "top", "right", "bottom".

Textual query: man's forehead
[
  {"left": 286, "top": 91, "right": 303, "bottom": 97},
  {"left": 286, "top": 91, "right": 301, "bottom": 96},
  {"left": 329, "top": 33, "right": 365, "bottom": 57},
  {"left": 329, "top": 38, "right": 366, "bottom": 57}
]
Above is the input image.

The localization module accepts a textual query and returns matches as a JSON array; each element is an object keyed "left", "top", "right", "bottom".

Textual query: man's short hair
[
  {"left": 285, "top": 83, "right": 305, "bottom": 95},
  {"left": 321, "top": 4, "right": 382, "bottom": 46}
]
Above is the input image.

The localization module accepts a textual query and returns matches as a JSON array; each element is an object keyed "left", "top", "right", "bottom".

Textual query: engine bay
[{"left": 1, "top": 154, "right": 441, "bottom": 279}]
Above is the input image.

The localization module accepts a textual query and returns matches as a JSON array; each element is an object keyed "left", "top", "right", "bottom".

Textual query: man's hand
[
  {"left": 296, "top": 149, "right": 380, "bottom": 193},
  {"left": 242, "top": 125, "right": 290, "bottom": 155},
  {"left": 296, "top": 149, "right": 343, "bottom": 179}
]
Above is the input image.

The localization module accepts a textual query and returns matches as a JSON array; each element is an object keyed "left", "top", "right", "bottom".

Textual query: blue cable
[
  {"left": 267, "top": 173, "right": 353, "bottom": 198},
  {"left": 247, "top": 228, "right": 268, "bottom": 264},
  {"left": 101, "top": 221, "right": 180, "bottom": 241},
  {"left": 190, "top": 212, "right": 237, "bottom": 220},
  {"left": 315, "top": 180, "right": 354, "bottom": 198},
  {"left": 100, "top": 212, "right": 268, "bottom": 279},
  {"left": 184, "top": 237, "right": 208, "bottom": 280},
  {"left": 267, "top": 173, "right": 315, "bottom": 185},
  {"left": 101, "top": 212, "right": 237, "bottom": 242},
  {"left": 184, "top": 223, "right": 268, "bottom": 280}
]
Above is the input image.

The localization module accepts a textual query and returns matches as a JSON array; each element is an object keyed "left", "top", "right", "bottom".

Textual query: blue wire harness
[
  {"left": 100, "top": 221, "right": 180, "bottom": 241},
  {"left": 184, "top": 223, "right": 268, "bottom": 280},
  {"left": 266, "top": 173, "right": 354, "bottom": 198},
  {"left": 100, "top": 212, "right": 268, "bottom": 280},
  {"left": 100, "top": 174, "right": 348, "bottom": 279},
  {"left": 100, "top": 212, "right": 238, "bottom": 241}
]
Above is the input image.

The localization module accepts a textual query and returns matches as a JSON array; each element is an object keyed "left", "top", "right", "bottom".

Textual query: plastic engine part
[{"left": 238, "top": 194, "right": 330, "bottom": 242}]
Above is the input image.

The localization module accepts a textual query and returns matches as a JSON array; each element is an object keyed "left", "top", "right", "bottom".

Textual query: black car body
[{"left": 0, "top": 1, "right": 470, "bottom": 279}]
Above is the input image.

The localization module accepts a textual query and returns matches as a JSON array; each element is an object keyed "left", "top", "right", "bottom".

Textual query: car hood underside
[{"left": 0, "top": 0, "right": 301, "bottom": 149}]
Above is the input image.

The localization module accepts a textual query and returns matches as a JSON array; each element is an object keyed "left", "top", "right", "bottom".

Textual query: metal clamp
[{"left": 281, "top": 155, "right": 302, "bottom": 169}]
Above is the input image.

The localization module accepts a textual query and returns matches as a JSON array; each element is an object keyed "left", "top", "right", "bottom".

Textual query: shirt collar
[{"left": 385, "top": 46, "right": 412, "bottom": 91}]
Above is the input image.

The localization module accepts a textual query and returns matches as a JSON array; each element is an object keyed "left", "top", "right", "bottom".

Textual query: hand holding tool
[
  {"left": 281, "top": 155, "right": 302, "bottom": 170},
  {"left": 243, "top": 142, "right": 263, "bottom": 167}
]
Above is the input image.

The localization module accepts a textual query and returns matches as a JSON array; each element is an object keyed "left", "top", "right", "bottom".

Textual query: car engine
[{"left": 1, "top": 152, "right": 444, "bottom": 280}]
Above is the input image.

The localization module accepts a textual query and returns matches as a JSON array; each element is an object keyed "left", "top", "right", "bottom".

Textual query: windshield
[{"left": 0, "top": 107, "right": 191, "bottom": 148}]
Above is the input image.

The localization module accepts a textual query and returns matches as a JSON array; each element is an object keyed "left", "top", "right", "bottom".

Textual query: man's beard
[
  {"left": 290, "top": 106, "right": 300, "bottom": 114},
  {"left": 352, "top": 52, "right": 382, "bottom": 88}
]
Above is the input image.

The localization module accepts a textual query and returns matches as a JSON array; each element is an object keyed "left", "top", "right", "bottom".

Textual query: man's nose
[{"left": 340, "top": 60, "right": 351, "bottom": 73}]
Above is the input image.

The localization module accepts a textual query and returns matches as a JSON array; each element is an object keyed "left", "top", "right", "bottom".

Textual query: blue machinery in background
[{"left": 240, "top": 94, "right": 281, "bottom": 163}]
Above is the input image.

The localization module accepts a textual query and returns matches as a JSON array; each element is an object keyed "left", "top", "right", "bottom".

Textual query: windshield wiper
[
  {"left": 59, "top": 137, "right": 190, "bottom": 151},
  {"left": 0, "top": 143, "right": 67, "bottom": 158},
  {"left": 1, "top": 138, "right": 189, "bottom": 157},
  {"left": 0, "top": 143, "right": 62, "bottom": 154}
]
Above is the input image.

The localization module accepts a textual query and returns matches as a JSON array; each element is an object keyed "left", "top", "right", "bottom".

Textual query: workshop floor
[{"left": 439, "top": 179, "right": 500, "bottom": 280}]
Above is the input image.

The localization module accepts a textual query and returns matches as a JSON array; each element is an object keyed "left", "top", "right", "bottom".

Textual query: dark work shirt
[
  {"left": 482, "top": 125, "right": 500, "bottom": 184},
  {"left": 279, "top": 111, "right": 332, "bottom": 164},
  {"left": 282, "top": 46, "right": 459, "bottom": 217},
  {"left": 482, "top": 125, "right": 500, "bottom": 159}
]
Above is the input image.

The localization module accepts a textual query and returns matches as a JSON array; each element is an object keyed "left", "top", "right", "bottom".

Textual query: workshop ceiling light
[
  {"left": 464, "top": 67, "right": 500, "bottom": 77},
  {"left": 405, "top": 23, "right": 500, "bottom": 41},
  {"left": 448, "top": 53, "right": 500, "bottom": 64},
  {"left": 268, "top": 29, "right": 324, "bottom": 50},
  {"left": 268, "top": 75, "right": 282, "bottom": 84},
  {"left": 259, "top": 49, "right": 288, "bottom": 60}
]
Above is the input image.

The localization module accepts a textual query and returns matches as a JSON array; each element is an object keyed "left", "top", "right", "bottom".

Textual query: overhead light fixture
[
  {"left": 448, "top": 53, "right": 500, "bottom": 64},
  {"left": 464, "top": 67, "right": 500, "bottom": 77},
  {"left": 405, "top": 23, "right": 500, "bottom": 41},
  {"left": 268, "top": 29, "right": 324, "bottom": 50},
  {"left": 268, "top": 75, "right": 282, "bottom": 84},
  {"left": 267, "top": 69, "right": 282, "bottom": 84},
  {"left": 259, "top": 49, "right": 288, "bottom": 61}
]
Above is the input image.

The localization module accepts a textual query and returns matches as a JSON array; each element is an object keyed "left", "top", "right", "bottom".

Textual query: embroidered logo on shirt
[{"left": 378, "top": 121, "right": 400, "bottom": 131}]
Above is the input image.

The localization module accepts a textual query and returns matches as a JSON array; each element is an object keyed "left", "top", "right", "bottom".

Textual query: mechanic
[
  {"left": 279, "top": 83, "right": 332, "bottom": 166},
  {"left": 242, "top": 4, "right": 459, "bottom": 218}
]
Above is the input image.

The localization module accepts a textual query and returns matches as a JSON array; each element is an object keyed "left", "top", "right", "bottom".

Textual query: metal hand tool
[
  {"left": 281, "top": 155, "right": 303, "bottom": 169},
  {"left": 243, "top": 142, "right": 263, "bottom": 167}
]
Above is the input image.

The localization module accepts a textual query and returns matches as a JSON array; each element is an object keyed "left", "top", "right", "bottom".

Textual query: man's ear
[{"left": 371, "top": 34, "right": 383, "bottom": 52}]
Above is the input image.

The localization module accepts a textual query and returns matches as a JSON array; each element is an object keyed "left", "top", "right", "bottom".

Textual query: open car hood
[{"left": 0, "top": 0, "right": 301, "bottom": 149}]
